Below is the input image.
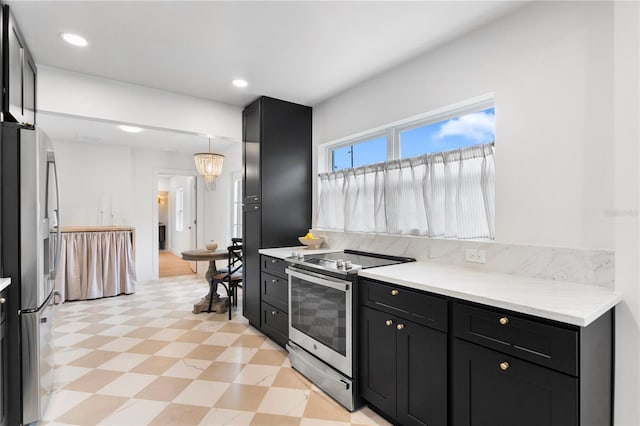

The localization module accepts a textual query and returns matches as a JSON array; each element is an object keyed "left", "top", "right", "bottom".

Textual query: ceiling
[
  {"left": 38, "top": 112, "right": 238, "bottom": 154},
  {"left": 8, "top": 1, "right": 524, "bottom": 108}
]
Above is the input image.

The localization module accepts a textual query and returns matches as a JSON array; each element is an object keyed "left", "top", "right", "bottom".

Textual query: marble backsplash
[{"left": 310, "top": 230, "right": 615, "bottom": 288}]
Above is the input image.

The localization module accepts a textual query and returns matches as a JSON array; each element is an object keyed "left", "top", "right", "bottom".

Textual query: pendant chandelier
[{"left": 194, "top": 136, "right": 225, "bottom": 190}]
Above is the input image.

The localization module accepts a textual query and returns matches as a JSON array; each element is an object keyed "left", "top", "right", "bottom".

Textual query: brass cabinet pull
[
  {"left": 385, "top": 319, "right": 393, "bottom": 326},
  {"left": 396, "top": 324, "right": 405, "bottom": 330},
  {"left": 499, "top": 316, "right": 509, "bottom": 325},
  {"left": 0, "top": 297, "right": 5, "bottom": 304},
  {"left": 271, "top": 310, "right": 278, "bottom": 315},
  {"left": 271, "top": 259, "right": 277, "bottom": 264},
  {"left": 391, "top": 289, "right": 399, "bottom": 296},
  {"left": 499, "top": 361, "right": 510, "bottom": 371},
  {"left": 272, "top": 279, "right": 277, "bottom": 283}
]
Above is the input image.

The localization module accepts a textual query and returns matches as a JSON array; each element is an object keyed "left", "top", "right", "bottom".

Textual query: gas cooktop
[{"left": 286, "top": 249, "right": 415, "bottom": 276}]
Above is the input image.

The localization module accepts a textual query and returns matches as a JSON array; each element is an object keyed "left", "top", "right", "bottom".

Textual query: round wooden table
[{"left": 181, "top": 249, "right": 229, "bottom": 314}]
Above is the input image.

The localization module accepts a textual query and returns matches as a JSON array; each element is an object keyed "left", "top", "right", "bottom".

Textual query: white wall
[
  {"left": 202, "top": 143, "right": 243, "bottom": 249},
  {"left": 313, "top": 2, "right": 638, "bottom": 424},
  {"left": 54, "top": 141, "right": 134, "bottom": 227},
  {"left": 38, "top": 66, "right": 242, "bottom": 140},
  {"left": 52, "top": 138, "right": 243, "bottom": 281},
  {"left": 613, "top": 2, "right": 640, "bottom": 425},
  {"left": 313, "top": 1, "right": 614, "bottom": 250}
]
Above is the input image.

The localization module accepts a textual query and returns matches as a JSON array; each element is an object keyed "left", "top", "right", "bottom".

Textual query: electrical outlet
[{"left": 465, "top": 248, "right": 486, "bottom": 264}]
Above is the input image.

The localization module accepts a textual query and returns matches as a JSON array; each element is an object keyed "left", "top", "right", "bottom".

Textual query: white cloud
[{"left": 437, "top": 110, "right": 495, "bottom": 143}]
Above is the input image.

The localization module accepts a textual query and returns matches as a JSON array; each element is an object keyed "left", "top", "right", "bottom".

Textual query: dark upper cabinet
[
  {"left": 241, "top": 97, "right": 311, "bottom": 329},
  {"left": 2, "top": 5, "right": 36, "bottom": 126}
]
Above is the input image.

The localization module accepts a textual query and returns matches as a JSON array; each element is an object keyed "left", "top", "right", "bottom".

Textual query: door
[
  {"left": 359, "top": 306, "right": 397, "bottom": 418},
  {"left": 170, "top": 175, "right": 197, "bottom": 272},
  {"left": 452, "top": 339, "right": 578, "bottom": 426},
  {"left": 397, "top": 319, "right": 447, "bottom": 426}
]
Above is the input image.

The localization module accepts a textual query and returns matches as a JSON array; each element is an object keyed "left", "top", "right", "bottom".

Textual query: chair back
[{"left": 225, "top": 243, "right": 243, "bottom": 279}]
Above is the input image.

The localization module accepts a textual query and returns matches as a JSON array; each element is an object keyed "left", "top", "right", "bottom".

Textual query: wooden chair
[{"left": 208, "top": 242, "right": 243, "bottom": 319}]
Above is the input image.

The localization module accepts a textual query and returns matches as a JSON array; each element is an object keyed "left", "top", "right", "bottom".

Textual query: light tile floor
[{"left": 44, "top": 275, "right": 391, "bottom": 426}]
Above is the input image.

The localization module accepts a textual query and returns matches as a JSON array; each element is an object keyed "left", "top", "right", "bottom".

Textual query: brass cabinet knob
[
  {"left": 499, "top": 361, "right": 510, "bottom": 371},
  {"left": 391, "top": 289, "right": 399, "bottom": 296},
  {"left": 396, "top": 324, "right": 405, "bottom": 330},
  {"left": 0, "top": 297, "right": 5, "bottom": 304},
  {"left": 272, "top": 279, "right": 277, "bottom": 283},
  {"left": 385, "top": 319, "right": 393, "bottom": 326},
  {"left": 499, "top": 316, "right": 509, "bottom": 325},
  {"left": 271, "top": 259, "right": 277, "bottom": 264},
  {"left": 271, "top": 310, "right": 277, "bottom": 315}
]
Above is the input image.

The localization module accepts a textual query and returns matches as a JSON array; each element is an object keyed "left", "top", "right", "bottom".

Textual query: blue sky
[{"left": 332, "top": 107, "right": 495, "bottom": 171}]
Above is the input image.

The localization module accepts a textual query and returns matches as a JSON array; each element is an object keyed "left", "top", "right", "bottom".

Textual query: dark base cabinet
[
  {"left": 359, "top": 278, "right": 613, "bottom": 426},
  {"left": 0, "top": 289, "right": 7, "bottom": 426},
  {"left": 259, "top": 255, "right": 289, "bottom": 347},
  {"left": 452, "top": 302, "right": 612, "bottom": 426},
  {"left": 452, "top": 339, "right": 577, "bottom": 426},
  {"left": 359, "top": 279, "right": 448, "bottom": 426}
]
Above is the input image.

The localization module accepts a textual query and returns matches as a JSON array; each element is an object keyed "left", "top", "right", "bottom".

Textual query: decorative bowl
[
  {"left": 205, "top": 241, "right": 218, "bottom": 251},
  {"left": 298, "top": 236, "right": 323, "bottom": 249}
]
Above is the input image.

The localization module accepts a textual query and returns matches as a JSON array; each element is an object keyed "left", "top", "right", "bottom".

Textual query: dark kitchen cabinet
[
  {"left": 0, "top": 289, "right": 8, "bottom": 426},
  {"left": 452, "top": 339, "right": 577, "bottom": 426},
  {"left": 452, "top": 301, "right": 613, "bottom": 426},
  {"left": 359, "top": 279, "right": 448, "bottom": 426},
  {"left": 260, "top": 255, "right": 289, "bottom": 346},
  {"left": 242, "top": 97, "right": 311, "bottom": 330},
  {"left": 2, "top": 5, "right": 36, "bottom": 126}
]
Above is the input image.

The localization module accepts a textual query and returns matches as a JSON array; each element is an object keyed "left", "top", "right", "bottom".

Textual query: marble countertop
[
  {"left": 0, "top": 277, "right": 10, "bottom": 292},
  {"left": 359, "top": 262, "right": 621, "bottom": 327},
  {"left": 258, "top": 246, "right": 342, "bottom": 259}
]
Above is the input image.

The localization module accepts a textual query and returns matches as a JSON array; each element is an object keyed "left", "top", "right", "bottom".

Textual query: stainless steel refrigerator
[{"left": 1, "top": 122, "right": 61, "bottom": 425}]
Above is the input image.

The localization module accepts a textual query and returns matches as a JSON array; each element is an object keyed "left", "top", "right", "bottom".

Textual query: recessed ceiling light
[
  {"left": 60, "top": 32, "right": 88, "bottom": 47},
  {"left": 118, "top": 125, "right": 143, "bottom": 133},
  {"left": 232, "top": 79, "right": 248, "bottom": 88}
]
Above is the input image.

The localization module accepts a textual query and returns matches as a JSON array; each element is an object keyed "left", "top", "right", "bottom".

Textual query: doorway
[{"left": 157, "top": 174, "right": 198, "bottom": 278}]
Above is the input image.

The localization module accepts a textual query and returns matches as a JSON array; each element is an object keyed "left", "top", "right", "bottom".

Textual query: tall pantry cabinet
[{"left": 242, "top": 97, "right": 312, "bottom": 330}]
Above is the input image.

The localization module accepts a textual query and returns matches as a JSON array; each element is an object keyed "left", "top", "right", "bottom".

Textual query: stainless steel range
[{"left": 285, "top": 250, "right": 415, "bottom": 411}]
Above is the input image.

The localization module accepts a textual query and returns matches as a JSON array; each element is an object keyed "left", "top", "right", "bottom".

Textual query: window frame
[{"left": 322, "top": 94, "right": 495, "bottom": 173}]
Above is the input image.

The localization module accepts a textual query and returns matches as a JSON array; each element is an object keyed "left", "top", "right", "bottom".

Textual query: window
[
  {"left": 399, "top": 107, "right": 495, "bottom": 158},
  {"left": 319, "top": 96, "right": 495, "bottom": 240},
  {"left": 232, "top": 173, "right": 243, "bottom": 238},
  {"left": 325, "top": 97, "right": 494, "bottom": 172},
  {"left": 331, "top": 135, "right": 387, "bottom": 171},
  {"left": 175, "top": 187, "right": 184, "bottom": 232}
]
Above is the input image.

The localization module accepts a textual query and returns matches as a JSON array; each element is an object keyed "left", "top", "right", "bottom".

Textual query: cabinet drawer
[
  {"left": 261, "top": 255, "right": 288, "bottom": 279},
  {"left": 261, "top": 272, "right": 288, "bottom": 312},
  {"left": 453, "top": 302, "right": 578, "bottom": 376},
  {"left": 359, "top": 279, "right": 447, "bottom": 332},
  {"left": 261, "top": 302, "right": 288, "bottom": 347}
]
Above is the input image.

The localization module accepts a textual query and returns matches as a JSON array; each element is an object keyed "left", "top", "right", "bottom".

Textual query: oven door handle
[{"left": 286, "top": 267, "right": 351, "bottom": 292}]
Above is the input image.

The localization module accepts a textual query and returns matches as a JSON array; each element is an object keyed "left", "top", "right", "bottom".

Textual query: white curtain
[
  {"left": 317, "top": 143, "right": 495, "bottom": 239},
  {"left": 55, "top": 230, "right": 137, "bottom": 302}
]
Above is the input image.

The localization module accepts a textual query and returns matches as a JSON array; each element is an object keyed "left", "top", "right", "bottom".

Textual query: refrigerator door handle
[{"left": 49, "top": 158, "right": 61, "bottom": 280}]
